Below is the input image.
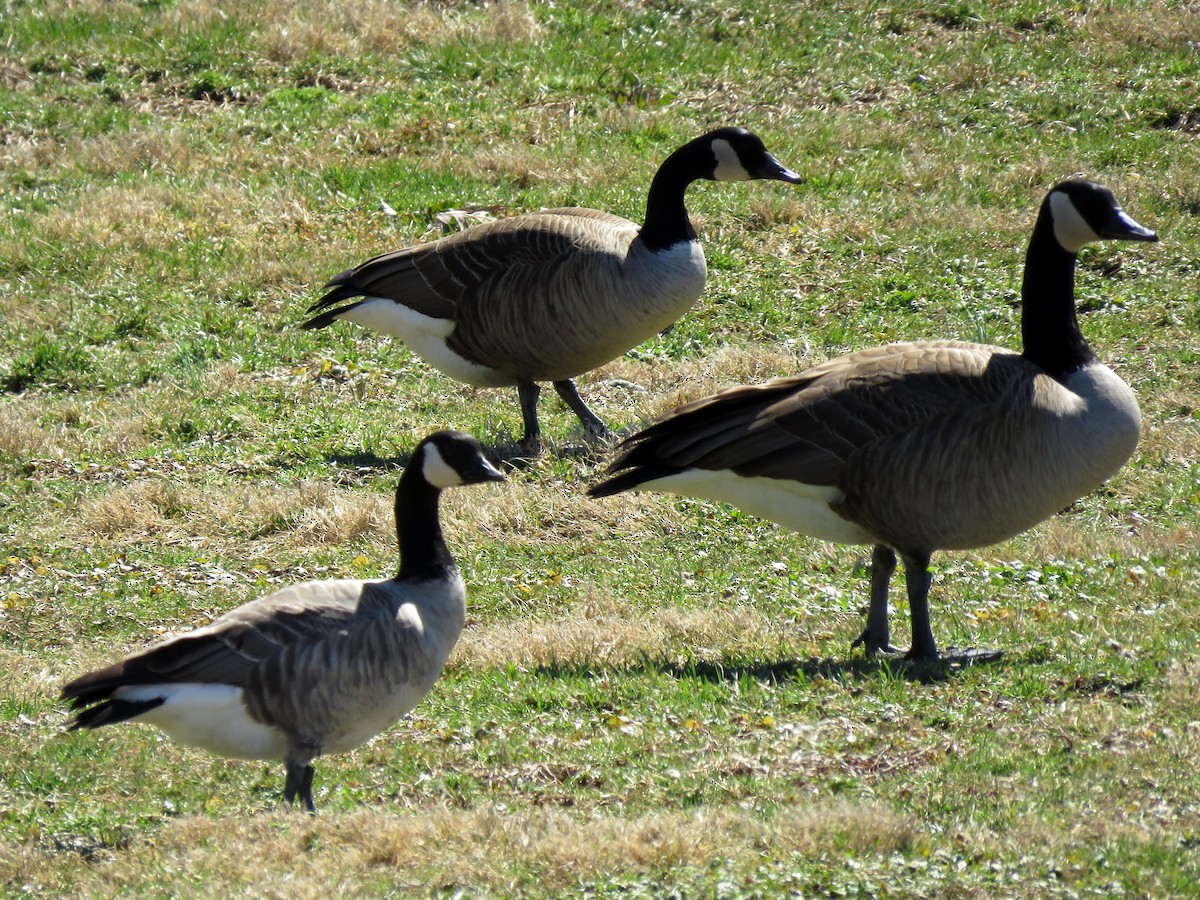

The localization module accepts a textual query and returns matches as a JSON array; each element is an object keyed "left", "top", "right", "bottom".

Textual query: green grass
[{"left": 2, "top": 0, "right": 1199, "bottom": 895}]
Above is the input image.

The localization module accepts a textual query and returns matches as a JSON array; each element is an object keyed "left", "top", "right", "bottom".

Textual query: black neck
[
  {"left": 394, "top": 471, "right": 456, "bottom": 582},
  {"left": 638, "top": 142, "right": 705, "bottom": 251},
  {"left": 1020, "top": 207, "right": 1096, "bottom": 378}
]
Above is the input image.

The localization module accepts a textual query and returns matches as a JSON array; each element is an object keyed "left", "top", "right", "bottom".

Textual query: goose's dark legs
[
  {"left": 517, "top": 380, "right": 612, "bottom": 446},
  {"left": 517, "top": 382, "right": 543, "bottom": 447},
  {"left": 852, "top": 545, "right": 899, "bottom": 656},
  {"left": 553, "top": 379, "right": 612, "bottom": 440},
  {"left": 284, "top": 761, "right": 316, "bottom": 813},
  {"left": 900, "top": 550, "right": 938, "bottom": 661}
]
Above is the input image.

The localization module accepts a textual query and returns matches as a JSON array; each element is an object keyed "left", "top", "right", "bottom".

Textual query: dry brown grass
[
  {"left": 35, "top": 179, "right": 314, "bottom": 257},
  {"left": 71, "top": 479, "right": 395, "bottom": 550},
  {"left": 589, "top": 344, "right": 806, "bottom": 421},
  {"left": 1085, "top": 3, "right": 1200, "bottom": 49},
  {"left": 38, "top": 185, "right": 181, "bottom": 255},
  {"left": 1163, "top": 658, "right": 1200, "bottom": 712},
  {"left": 453, "top": 599, "right": 805, "bottom": 672},
  {"left": 255, "top": 0, "right": 544, "bottom": 63},
  {"left": 0, "top": 801, "right": 918, "bottom": 896},
  {"left": 0, "top": 403, "right": 56, "bottom": 457},
  {"left": 1025, "top": 515, "right": 1194, "bottom": 561}
]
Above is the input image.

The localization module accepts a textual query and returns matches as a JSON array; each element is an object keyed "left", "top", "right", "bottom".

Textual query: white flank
[
  {"left": 710, "top": 138, "right": 752, "bottom": 182},
  {"left": 640, "top": 469, "right": 875, "bottom": 545},
  {"left": 1049, "top": 191, "right": 1100, "bottom": 253},
  {"left": 117, "top": 683, "right": 288, "bottom": 761},
  {"left": 421, "top": 442, "right": 463, "bottom": 489},
  {"left": 341, "top": 297, "right": 510, "bottom": 387}
]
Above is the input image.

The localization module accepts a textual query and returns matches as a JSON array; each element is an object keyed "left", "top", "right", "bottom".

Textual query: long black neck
[
  {"left": 1020, "top": 206, "right": 1096, "bottom": 378},
  {"left": 394, "top": 471, "right": 456, "bottom": 582},
  {"left": 638, "top": 142, "right": 706, "bottom": 251}
]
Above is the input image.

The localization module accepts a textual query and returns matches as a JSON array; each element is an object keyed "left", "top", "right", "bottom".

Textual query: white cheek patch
[
  {"left": 421, "top": 443, "right": 464, "bottom": 488},
  {"left": 711, "top": 139, "right": 751, "bottom": 182},
  {"left": 1049, "top": 191, "right": 1100, "bottom": 253}
]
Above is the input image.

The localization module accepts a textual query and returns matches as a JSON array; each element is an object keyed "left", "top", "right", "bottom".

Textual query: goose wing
[
  {"left": 601, "top": 340, "right": 1036, "bottom": 488},
  {"left": 60, "top": 580, "right": 383, "bottom": 706},
  {"left": 305, "top": 210, "right": 637, "bottom": 326}
]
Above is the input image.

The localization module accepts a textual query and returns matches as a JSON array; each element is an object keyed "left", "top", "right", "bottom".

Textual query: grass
[{"left": 2, "top": 0, "right": 1199, "bottom": 895}]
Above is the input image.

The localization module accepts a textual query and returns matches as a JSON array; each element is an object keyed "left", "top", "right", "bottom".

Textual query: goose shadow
[{"left": 532, "top": 647, "right": 1005, "bottom": 688}]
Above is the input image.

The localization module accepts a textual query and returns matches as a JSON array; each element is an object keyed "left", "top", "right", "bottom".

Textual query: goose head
[
  {"left": 700, "top": 126, "right": 803, "bottom": 184},
  {"left": 415, "top": 430, "right": 507, "bottom": 489},
  {"left": 1045, "top": 178, "right": 1159, "bottom": 254}
]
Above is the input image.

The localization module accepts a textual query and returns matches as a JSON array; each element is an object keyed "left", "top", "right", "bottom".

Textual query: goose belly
[
  {"left": 292, "top": 591, "right": 463, "bottom": 757},
  {"left": 340, "top": 297, "right": 514, "bottom": 387},
  {"left": 119, "top": 683, "right": 288, "bottom": 761},
  {"left": 320, "top": 680, "right": 435, "bottom": 755},
  {"left": 638, "top": 468, "right": 875, "bottom": 545}
]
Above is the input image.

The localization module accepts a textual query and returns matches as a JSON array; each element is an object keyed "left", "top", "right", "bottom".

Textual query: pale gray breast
[
  {"left": 239, "top": 576, "right": 467, "bottom": 754},
  {"left": 836, "top": 354, "right": 1140, "bottom": 550}
]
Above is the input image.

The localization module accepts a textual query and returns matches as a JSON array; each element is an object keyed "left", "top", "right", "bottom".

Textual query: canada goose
[
  {"left": 60, "top": 430, "right": 505, "bottom": 812},
  {"left": 300, "top": 127, "right": 802, "bottom": 446},
  {"left": 589, "top": 179, "right": 1158, "bottom": 662}
]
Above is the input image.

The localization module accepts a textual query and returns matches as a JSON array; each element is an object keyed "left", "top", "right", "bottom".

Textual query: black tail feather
[
  {"left": 305, "top": 280, "right": 363, "bottom": 315},
  {"left": 68, "top": 697, "right": 166, "bottom": 731},
  {"left": 588, "top": 462, "right": 683, "bottom": 498},
  {"left": 299, "top": 299, "right": 365, "bottom": 331}
]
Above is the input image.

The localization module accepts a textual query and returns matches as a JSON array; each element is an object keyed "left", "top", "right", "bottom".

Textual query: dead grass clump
[
  {"left": 48, "top": 469, "right": 490, "bottom": 554},
  {"left": 1162, "top": 659, "right": 1200, "bottom": 712},
  {"left": 69, "top": 480, "right": 390, "bottom": 549},
  {"left": 452, "top": 602, "right": 797, "bottom": 671},
  {"left": 441, "top": 478, "right": 610, "bottom": 548},
  {"left": 352, "top": 0, "right": 544, "bottom": 52},
  {"left": 68, "top": 127, "right": 200, "bottom": 180},
  {"left": 1135, "top": 414, "right": 1200, "bottom": 465},
  {"left": 256, "top": 1, "right": 543, "bottom": 62},
  {"left": 1086, "top": 4, "right": 1200, "bottom": 49},
  {"left": 136, "top": 800, "right": 918, "bottom": 893},
  {"left": 35, "top": 178, "right": 305, "bottom": 268},
  {"left": 0, "top": 404, "right": 56, "bottom": 457},
  {"left": 1026, "top": 516, "right": 1136, "bottom": 560},
  {"left": 39, "top": 183, "right": 183, "bottom": 253},
  {"left": 287, "top": 485, "right": 388, "bottom": 547},
  {"left": 211, "top": 482, "right": 391, "bottom": 550},
  {"left": 591, "top": 344, "right": 804, "bottom": 422},
  {"left": 0, "top": 60, "right": 31, "bottom": 91},
  {"left": 0, "top": 396, "right": 156, "bottom": 466},
  {"left": 256, "top": 10, "right": 354, "bottom": 62},
  {"left": 77, "top": 481, "right": 186, "bottom": 539},
  {"left": 458, "top": 144, "right": 568, "bottom": 190}
]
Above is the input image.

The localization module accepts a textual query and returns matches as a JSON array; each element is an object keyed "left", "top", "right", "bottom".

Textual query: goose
[
  {"left": 300, "top": 127, "right": 802, "bottom": 447},
  {"left": 589, "top": 179, "right": 1158, "bottom": 662},
  {"left": 60, "top": 430, "right": 505, "bottom": 811}
]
